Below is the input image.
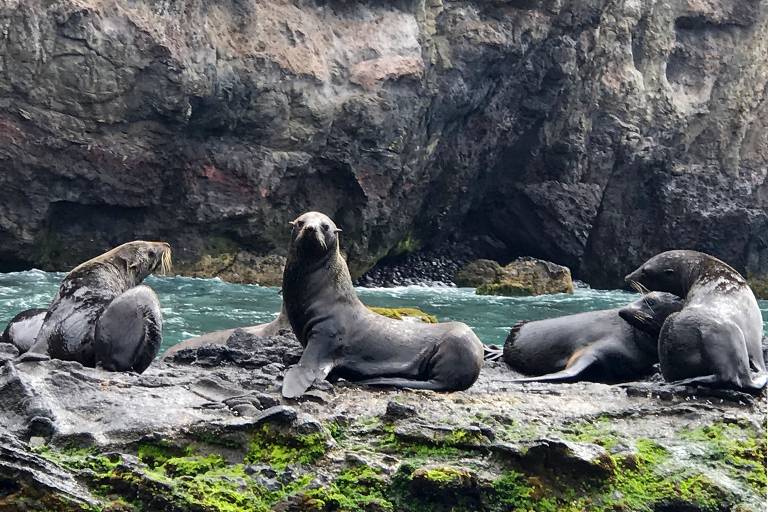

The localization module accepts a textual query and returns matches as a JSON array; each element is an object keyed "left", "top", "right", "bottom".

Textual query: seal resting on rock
[
  {"left": 19, "top": 241, "right": 171, "bottom": 373},
  {"left": 501, "top": 292, "right": 683, "bottom": 383},
  {"left": 625, "top": 250, "right": 767, "bottom": 391},
  {"left": 1, "top": 308, "right": 47, "bottom": 353},
  {"left": 162, "top": 306, "right": 289, "bottom": 359},
  {"left": 281, "top": 211, "right": 484, "bottom": 398}
]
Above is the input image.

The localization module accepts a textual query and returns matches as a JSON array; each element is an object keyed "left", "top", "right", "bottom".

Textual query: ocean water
[{"left": 1, "top": 271, "right": 766, "bottom": 352}]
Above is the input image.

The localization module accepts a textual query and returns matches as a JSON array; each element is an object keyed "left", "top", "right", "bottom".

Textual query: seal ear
[
  {"left": 288, "top": 221, "right": 296, "bottom": 227},
  {"left": 334, "top": 228, "right": 342, "bottom": 233}
]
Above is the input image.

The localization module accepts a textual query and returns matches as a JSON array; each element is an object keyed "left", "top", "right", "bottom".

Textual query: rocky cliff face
[{"left": 0, "top": 0, "right": 766, "bottom": 286}]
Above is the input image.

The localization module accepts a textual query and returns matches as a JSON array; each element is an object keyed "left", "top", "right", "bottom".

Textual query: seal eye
[
  {"left": 296, "top": 221, "right": 304, "bottom": 229},
  {"left": 322, "top": 223, "right": 330, "bottom": 231}
]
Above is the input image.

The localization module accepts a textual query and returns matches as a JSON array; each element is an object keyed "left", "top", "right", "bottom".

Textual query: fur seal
[
  {"left": 501, "top": 292, "right": 683, "bottom": 383},
  {"left": 1, "top": 308, "right": 47, "bottom": 353},
  {"left": 20, "top": 241, "right": 172, "bottom": 373},
  {"left": 162, "top": 307, "right": 289, "bottom": 359},
  {"left": 625, "top": 250, "right": 767, "bottom": 391},
  {"left": 281, "top": 211, "right": 484, "bottom": 398}
]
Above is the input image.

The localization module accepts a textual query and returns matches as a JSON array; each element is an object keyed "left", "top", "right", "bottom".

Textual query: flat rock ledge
[{"left": 0, "top": 332, "right": 765, "bottom": 512}]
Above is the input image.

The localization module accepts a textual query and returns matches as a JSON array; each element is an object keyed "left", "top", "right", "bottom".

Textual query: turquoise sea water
[{"left": 1, "top": 271, "right": 766, "bottom": 352}]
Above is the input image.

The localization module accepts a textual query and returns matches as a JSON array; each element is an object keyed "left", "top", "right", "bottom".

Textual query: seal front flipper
[
  {"left": 504, "top": 350, "right": 599, "bottom": 384},
  {"left": 668, "top": 373, "right": 768, "bottom": 393},
  {"left": 94, "top": 285, "right": 163, "bottom": 373},
  {"left": 282, "top": 336, "right": 335, "bottom": 399}
]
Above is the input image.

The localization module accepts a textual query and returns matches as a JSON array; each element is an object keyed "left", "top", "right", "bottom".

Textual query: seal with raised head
[
  {"left": 500, "top": 292, "right": 684, "bottom": 383},
  {"left": 1, "top": 308, "right": 48, "bottom": 354},
  {"left": 162, "top": 306, "right": 290, "bottom": 359},
  {"left": 281, "top": 211, "right": 484, "bottom": 398},
  {"left": 21, "top": 241, "right": 172, "bottom": 373},
  {"left": 625, "top": 250, "right": 767, "bottom": 391}
]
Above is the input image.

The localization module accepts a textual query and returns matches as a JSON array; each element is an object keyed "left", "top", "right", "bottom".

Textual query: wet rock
[
  {"left": 410, "top": 465, "right": 483, "bottom": 501},
  {"left": 519, "top": 439, "right": 616, "bottom": 479},
  {"left": 454, "top": 260, "right": 504, "bottom": 288},
  {"left": 476, "top": 257, "right": 574, "bottom": 296},
  {"left": 0, "top": 344, "right": 19, "bottom": 364},
  {"left": 177, "top": 252, "right": 286, "bottom": 286},
  {"left": 384, "top": 400, "right": 417, "bottom": 420},
  {"left": 0, "top": 432, "right": 99, "bottom": 510}
]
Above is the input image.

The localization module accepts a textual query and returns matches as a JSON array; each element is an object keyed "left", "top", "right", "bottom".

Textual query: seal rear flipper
[
  {"left": 483, "top": 343, "right": 504, "bottom": 362},
  {"left": 503, "top": 351, "right": 599, "bottom": 384},
  {"left": 668, "top": 373, "right": 768, "bottom": 393},
  {"left": 355, "top": 377, "right": 452, "bottom": 391},
  {"left": 95, "top": 285, "right": 162, "bottom": 373}
]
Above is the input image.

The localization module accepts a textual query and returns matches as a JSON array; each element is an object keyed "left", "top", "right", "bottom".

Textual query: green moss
[
  {"left": 136, "top": 441, "right": 185, "bottom": 468},
  {"left": 162, "top": 454, "right": 226, "bottom": 477},
  {"left": 476, "top": 281, "right": 535, "bottom": 297},
  {"left": 680, "top": 420, "right": 767, "bottom": 494},
  {"left": 379, "top": 424, "right": 484, "bottom": 461},
  {"left": 368, "top": 307, "right": 437, "bottom": 323},
  {"left": 303, "top": 466, "right": 393, "bottom": 512},
  {"left": 418, "top": 466, "right": 471, "bottom": 486},
  {"left": 491, "top": 471, "right": 536, "bottom": 510},
  {"left": 561, "top": 416, "right": 621, "bottom": 450},
  {"left": 245, "top": 425, "right": 327, "bottom": 470}
]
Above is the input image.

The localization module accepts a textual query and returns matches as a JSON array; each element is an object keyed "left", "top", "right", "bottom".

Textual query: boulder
[{"left": 475, "top": 258, "right": 574, "bottom": 296}]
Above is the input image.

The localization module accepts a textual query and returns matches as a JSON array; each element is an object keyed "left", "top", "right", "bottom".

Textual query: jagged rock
[
  {"left": 476, "top": 257, "right": 574, "bottom": 296},
  {"left": 454, "top": 259, "right": 504, "bottom": 288},
  {"left": 410, "top": 465, "right": 481, "bottom": 497},
  {"left": 0, "top": 432, "right": 99, "bottom": 510},
  {"left": 0, "top": 0, "right": 765, "bottom": 288},
  {"left": 518, "top": 439, "right": 616, "bottom": 478}
]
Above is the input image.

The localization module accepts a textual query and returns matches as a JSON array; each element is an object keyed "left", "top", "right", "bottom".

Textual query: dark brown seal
[
  {"left": 281, "top": 211, "right": 484, "bottom": 398},
  {"left": 501, "top": 292, "right": 683, "bottom": 383},
  {"left": 20, "top": 241, "right": 171, "bottom": 373},
  {"left": 626, "top": 250, "right": 767, "bottom": 391}
]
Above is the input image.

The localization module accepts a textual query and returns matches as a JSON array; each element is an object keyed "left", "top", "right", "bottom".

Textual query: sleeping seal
[
  {"left": 281, "top": 211, "right": 484, "bottom": 398},
  {"left": 20, "top": 241, "right": 172, "bottom": 373},
  {"left": 626, "top": 250, "right": 767, "bottom": 391},
  {"left": 501, "top": 292, "right": 683, "bottom": 383}
]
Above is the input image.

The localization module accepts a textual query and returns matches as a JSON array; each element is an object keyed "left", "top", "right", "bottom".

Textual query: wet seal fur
[
  {"left": 281, "top": 211, "right": 484, "bottom": 398},
  {"left": 626, "top": 250, "right": 767, "bottom": 392},
  {"left": 503, "top": 292, "right": 683, "bottom": 384},
  {"left": 19, "top": 241, "right": 171, "bottom": 373},
  {"left": 501, "top": 292, "right": 683, "bottom": 383},
  {"left": 1, "top": 308, "right": 47, "bottom": 353}
]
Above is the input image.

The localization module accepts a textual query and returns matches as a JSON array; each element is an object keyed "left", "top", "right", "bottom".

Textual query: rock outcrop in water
[
  {"left": 0, "top": 332, "right": 766, "bottom": 511},
  {"left": 0, "top": 0, "right": 766, "bottom": 287}
]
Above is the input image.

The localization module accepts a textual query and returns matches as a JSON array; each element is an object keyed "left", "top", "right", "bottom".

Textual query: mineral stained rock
[
  {"left": 0, "top": 333, "right": 765, "bottom": 511},
  {"left": 0, "top": 0, "right": 766, "bottom": 287}
]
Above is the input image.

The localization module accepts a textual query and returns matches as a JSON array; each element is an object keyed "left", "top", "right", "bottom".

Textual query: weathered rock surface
[
  {"left": 473, "top": 257, "right": 574, "bottom": 296},
  {"left": 0, "top": 334, "right": 765, "bottom": 511},
  {"left": 0, "top": 0, "right": 765, "bottom": 287}
]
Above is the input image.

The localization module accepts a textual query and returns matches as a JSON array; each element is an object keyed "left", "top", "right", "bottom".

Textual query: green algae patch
[
  {"left": 476, "top": 281, "right": 535, "bottom": 296},
  {"left": 303, "top": 466, "right": 394, "bottom": 512},
  {"left": 680, "top": 420, "right": 767, "bottom": 495},
  {"left": 245, "top": 424, "right": 328, "bottom": 470},
  {"left": 560, "top": 416, "right": 621, "bottom": 450},
  {"left": 368, "top": 307, "right": 437, "bottom": 323}
]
